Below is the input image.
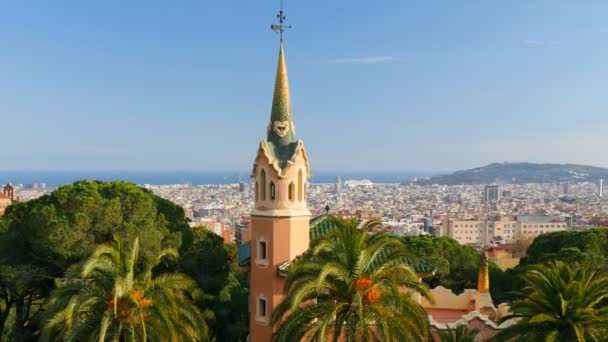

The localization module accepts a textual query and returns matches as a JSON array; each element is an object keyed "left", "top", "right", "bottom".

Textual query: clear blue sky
[{"left": 1, "top": 0, "right": 607, "bottom": 172}]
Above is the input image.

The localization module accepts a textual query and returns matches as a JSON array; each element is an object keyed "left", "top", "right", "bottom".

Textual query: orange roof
[{"left": 0, "top": 193, "right": 10, "bottom": 200}]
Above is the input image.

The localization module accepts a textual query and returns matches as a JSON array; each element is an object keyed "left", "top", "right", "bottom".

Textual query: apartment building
[{"left": 441, "top": 215, "right": 568, "bottom": 247}]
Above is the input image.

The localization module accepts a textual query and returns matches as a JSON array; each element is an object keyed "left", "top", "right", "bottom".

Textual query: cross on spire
[{"left": 271, "top": 0, "right": 291, "bottom": 43}]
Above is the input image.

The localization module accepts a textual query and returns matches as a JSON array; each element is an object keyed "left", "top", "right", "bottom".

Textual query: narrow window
[
  {"left": 297, "top": 170, "right": 303, "bottom": 201},
  {"left": 258, "top": 298, "right": 267, "bottom": 317},
  {"left": 260, "top": 170, "right": 266, "bottom": 201},
  {"left": 259, "top": 241, "right": 267, "bottom": 260},
  {"left": 255, "top": 181, "right": 259, "bottom": 201},
  {"left": 288, "top": 182, "right": 295, "bottom": 202},
  {"left": 270, "top": 182, "right": 276, "bottom": 200}
]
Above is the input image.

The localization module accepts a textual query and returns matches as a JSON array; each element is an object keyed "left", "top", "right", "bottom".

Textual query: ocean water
[{"left": 0, "top": 170, "right": 436, "bottom": 187}]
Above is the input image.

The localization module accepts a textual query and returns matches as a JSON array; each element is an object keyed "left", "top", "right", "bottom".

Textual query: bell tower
[
  {"left": 249, "top": 4, "right": 311, "bottom": 341},
  {"left": 3, "top": 184, "right": 14, "bottom": 201}
]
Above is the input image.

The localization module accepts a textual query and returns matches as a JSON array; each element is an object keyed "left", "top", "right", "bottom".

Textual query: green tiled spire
[{"left": 267, "top": 45, "right": 296, "bottom": 147}]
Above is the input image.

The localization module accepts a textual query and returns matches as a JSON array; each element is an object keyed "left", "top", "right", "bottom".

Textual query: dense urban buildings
[{"left": 9, "top": 179, "right": 608, "bottom": 248}]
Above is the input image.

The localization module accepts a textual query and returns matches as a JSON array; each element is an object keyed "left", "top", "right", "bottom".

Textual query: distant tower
[
  {"left": 2, "top": 184, "right": 14, "bottom": 201},
  {"left": 0, "top": 184, "right": 17, "bottom": 216},
  {"left": 335, "top": 176, "right": 342, "bottom": 193},
  {"left": 484, "top": 185, "right": 499, "bottom": 202},
  {"left": 249, "top": 5, "right": 311, "bottom": 341},
  {"left": 562, "top": 182, "right": 570, "bottom": 195},
  {"left": 599, "top": 179, "right": 604, "bottom": 198}
]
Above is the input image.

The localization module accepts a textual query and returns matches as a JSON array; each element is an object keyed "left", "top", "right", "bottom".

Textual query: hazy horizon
[{"left": 2, "top": 161, "right": 608, "bottom": 174}]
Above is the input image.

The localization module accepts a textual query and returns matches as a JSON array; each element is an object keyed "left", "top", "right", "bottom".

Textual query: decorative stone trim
[
  {"left": 251, "top": 208, "right": 311, "bottom": 217},
  {"left": 428, "top": 311, "right": 519, "bottom": 330},
  {"left": 251, "top": 140, "right": 311, "bottom": 179}
]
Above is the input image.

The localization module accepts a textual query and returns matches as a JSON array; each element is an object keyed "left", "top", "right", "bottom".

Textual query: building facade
[
  {"left": 248, "top": 44, "right": 311, "bottom": 342},
  {"left": 441, "top": 215, "right": 568, "bottom": 247}
]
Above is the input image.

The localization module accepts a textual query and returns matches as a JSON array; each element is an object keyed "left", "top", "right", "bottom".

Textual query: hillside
[{"left": 417, "top": 162, "right": 608, "bottom": 185}]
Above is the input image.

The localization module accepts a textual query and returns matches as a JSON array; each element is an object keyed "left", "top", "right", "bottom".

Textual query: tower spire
[
  {"left": 267, "top": 1, "right": 295, "bottom": 146},
  {"left": 477, "top": 250, "right": 490, "bottom": 293}
]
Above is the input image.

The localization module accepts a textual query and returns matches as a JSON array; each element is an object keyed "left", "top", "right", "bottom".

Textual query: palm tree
[
  {"left": 273, "top": 217, "right": 432, "bottom": 342},
  {"left": 492, "top": 260, "right": 608, "bottom": 342},
  {"left": 41, "top": 234, "right": 208, "bottom": 341},
  {"left": 437, "top": 325, "right": 480, "bottom": 342}
]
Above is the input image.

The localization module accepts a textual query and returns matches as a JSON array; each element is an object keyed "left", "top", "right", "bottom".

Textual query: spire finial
[
  {"left": 477, "top": 249, "right": 490, "bottom": 293},
  {"left": 271, "top": 0, "right": 292, "bottom": 44}
]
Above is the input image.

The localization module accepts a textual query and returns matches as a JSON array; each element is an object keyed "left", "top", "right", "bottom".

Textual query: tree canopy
[
  {"left": 401, "top": 235, "right": 483, "bottom": 293},
  {"left": 522, "top": 228, "right": 608, "bottom": 270},
  {"left": 0, "top": 181, "right": 248, "bottom": 341},
  {"left": 178, "top": 227, "right": 249, "bottom": 341}
]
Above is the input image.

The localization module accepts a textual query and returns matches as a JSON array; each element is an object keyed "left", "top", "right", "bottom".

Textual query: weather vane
[{"left": 271, "top": 0, "right": 291, "bottom": 43}]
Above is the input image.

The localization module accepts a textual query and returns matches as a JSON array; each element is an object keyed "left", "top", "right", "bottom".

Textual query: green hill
[{"left": 418, "top": 162, "right": 608, "bottom": 185}]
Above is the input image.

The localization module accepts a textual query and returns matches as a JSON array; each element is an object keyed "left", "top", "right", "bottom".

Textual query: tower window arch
[
  {"left": 297, "top": 169, "right": 303, "bottom": 202},
  {"left": 270, "top": 181, "right": 276, "bottom": 201},
  {"left": 255, "top": 181, "right": 259, "bottom": 201},
  {"left": 260, "top": 169, "right": 267, "bottom": 201}
]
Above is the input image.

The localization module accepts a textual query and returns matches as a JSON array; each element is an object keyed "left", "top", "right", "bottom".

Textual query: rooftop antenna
[{"left": 271, "top": 0, "right": 291, "bottom": 43}]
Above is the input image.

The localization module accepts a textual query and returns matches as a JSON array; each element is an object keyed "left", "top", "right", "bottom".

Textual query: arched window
[
  {"left": 270, "top": 181, "right": 276, "bottom": 200},
  {"left": 288, "top": 182, "right": 295, "bottom": 202},
  {"left": 255, "top": 181, "right": 259, "bottom": 201},
  {"left": 260, "top": 169, "right": 266, "bottom": 201},
  {"left": 297, "top": 170, "right": 303, "bottom": 202}
]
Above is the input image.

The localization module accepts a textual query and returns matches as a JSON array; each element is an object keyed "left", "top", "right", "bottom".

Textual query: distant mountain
[{"left": 417, "top": 163, "right": 608, "bottom": 185}]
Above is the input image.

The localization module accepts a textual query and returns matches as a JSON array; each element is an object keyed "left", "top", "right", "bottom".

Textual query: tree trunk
[
  {"left": 0, "top": 298, "right": 13, "bottom": 339},
  {"left": 13, "top": 295, "right": 24, "bottom": 342}
]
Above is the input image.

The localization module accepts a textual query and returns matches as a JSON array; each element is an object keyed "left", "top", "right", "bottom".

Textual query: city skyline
[{"left": 2, "top": 0, "right": 607, "bottom": 171}]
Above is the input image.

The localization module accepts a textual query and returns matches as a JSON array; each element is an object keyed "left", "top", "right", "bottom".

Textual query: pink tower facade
[{"left": 248, "top": 46, "right": 311, "bottom": 342}]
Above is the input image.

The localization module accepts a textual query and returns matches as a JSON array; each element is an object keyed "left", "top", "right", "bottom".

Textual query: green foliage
[
  {"left": 437, "top": 325, "right": 480, "bottom": 342},
  {"left": 522, "top": 228, "right": 608, "bottom": 270},
  {"left": 41, "top": 234, "right": 208, "bottom": 341},
  {"left": 488, "top": 263, "right": 517, "bottom": 305},
  {"left": 0, "top": 181, "right": 190, "bottom": 340},
  {"left": 401, "top": 235, "right": 481, "bottom": 293},
  {"left": 492, "top": 261, "right": 608, "bottom": 342},
  {"left": 179, "top": 227, "right": 249, "bottom": 341},
  {"left": 273, "top": 218, "right": 431, "bottom": 342},
  {"left": 493, "top": 228, "right": 608, "bottom": 304}
]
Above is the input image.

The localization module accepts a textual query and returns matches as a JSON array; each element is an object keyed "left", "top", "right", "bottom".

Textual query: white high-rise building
[{"left": 599, "top": 179, "right": 604, "bottom": 198}]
